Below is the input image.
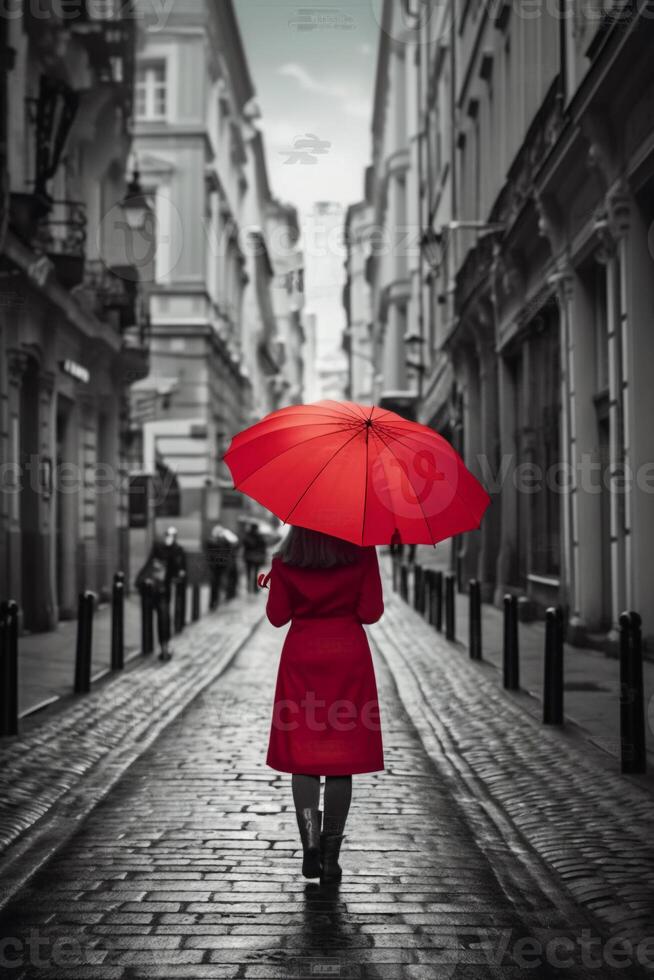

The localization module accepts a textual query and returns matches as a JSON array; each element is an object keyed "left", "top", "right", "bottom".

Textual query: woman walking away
[{"left": 260, "top": 526, "right": 385, "bottom": 884}]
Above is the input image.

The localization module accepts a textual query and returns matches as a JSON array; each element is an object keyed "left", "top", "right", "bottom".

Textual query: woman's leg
[
  {"left": 323, "top": 775, "right": 352, "bottom": 834},
  {"left": 291, "top": 773, "right": 320, "bottom": 811},
  {"left": 292, "top": 774, "right": 322, "bottom": 878}
]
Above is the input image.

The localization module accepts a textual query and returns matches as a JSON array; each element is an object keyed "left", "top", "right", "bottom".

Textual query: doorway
[
  {"left": 55, "top": 396, "right": 75, "bottom": 618},
  {"left": 19, "top": 358, "right": 41, "bottom": 630}
]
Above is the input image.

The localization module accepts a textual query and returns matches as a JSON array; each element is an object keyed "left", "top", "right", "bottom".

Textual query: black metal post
[
  {"left": 74, "top": 591, "right": 95, "bottom": 694},
  {"left": 432, "top": 571, "right": 443, "bottom": 631},
  {"left": 543, "top": 605, "right": 564, "bottom": 724},
  {"left": 502, "top": 593, "right": 519, "bottom": 690},
  {"left": 444, "top": 573, "right": 456, "bottom": 641},
  {"left": 391, "top": 554, "right": 398, "bottom": 593},
  {"left": 400, "top": 563, "right": 408, "bottom": 602},
  {"left": 141, "top": 579, "right": 154, "bottom": 655},
  {"left": 0, "top": 600, "right": 19, "bottom": 736},
  {"left": 192, "top": 583, "right": 201, "bottom": 622},
  {"left": 111, "top": 573, "right": 125, "bottom": 671},
  {"left": 469, "top": 579, "right": 482, "bottom": 660},
  {"left": 419, "top": 566, "right": 428, "bottom": 616},
  {"left": 619, "top": 611, "right": 646, "bottom": 774},
  {"left": 424, "top": 571, "right": 432, "bottom": 625},
  {"left": 413, "top": 565, "right": 422, "bottom": 611},
  {"left": 174, "top": 571, "right": 187, "bottom": 634}
]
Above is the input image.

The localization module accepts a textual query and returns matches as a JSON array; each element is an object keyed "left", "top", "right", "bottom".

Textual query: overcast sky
[{"left": 235, "top": 1, "right": 380, "bottom": 365}]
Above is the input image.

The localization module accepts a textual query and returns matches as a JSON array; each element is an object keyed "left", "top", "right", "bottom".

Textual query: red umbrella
[{"left": 223, "top": 399, "right": 490, "bottom": 546}]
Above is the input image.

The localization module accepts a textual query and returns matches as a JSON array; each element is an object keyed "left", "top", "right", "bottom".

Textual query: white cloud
[
  {"left": 343, "top": 99, "right": 370, "bottom": 120},
  {"left": 277, "top": 62, "right": 370, "bottom": 122}
]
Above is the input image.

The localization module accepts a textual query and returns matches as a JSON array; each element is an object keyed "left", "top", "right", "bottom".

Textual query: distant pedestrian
[
  {"left": 389, "top": 527, "right": 404, "bottom": 562},
  {"left": 136, "top": 526, "right": 187, "bottom": 661},
  {"left": 243, "top": 522, "right": 267, "bottom": 593},
  {"left": 205, "top": 523, "right": 239, "bottom": 609},
  {"left": 259, "top": 525, "right": 384, "bottom": 884}
]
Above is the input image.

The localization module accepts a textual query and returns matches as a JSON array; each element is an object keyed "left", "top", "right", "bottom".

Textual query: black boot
[
  {"left": 296, "top": 807, "right": 322, "bottom": 878},
  {"left": 320, "top": 832, "right": 345, "bottom": 883}
]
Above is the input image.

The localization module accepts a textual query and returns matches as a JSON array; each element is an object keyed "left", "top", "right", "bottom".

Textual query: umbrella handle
[{"left": 257, "top": 570, "right": 272, "bottom": 590}]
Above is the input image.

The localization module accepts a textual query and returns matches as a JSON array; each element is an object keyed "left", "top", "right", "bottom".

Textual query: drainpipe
[
  {"left": 449, "top": 0, "right": 457, "bottom": 266},
  {"left": 0, "top": 13, "right": 9, "bottom": 253}
]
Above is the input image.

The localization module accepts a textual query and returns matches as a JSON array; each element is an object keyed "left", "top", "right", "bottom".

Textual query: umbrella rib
[
  {"left": 229, "top": 423, "right": 360, "bottom": 488},
  {"left": 282, "top": 427, "right": 363, "bottom": 525},
  {"left": 361, "top": 423, "right": 370, "bottom": 544},
  {"left": 371, "top": 426, "right": 437, "bottom": 547},
  {"left": 374, "top": 424, "right": 484, "bottom": 519},
  {"left": 319, "top": 399, "right": 367, "bottom": 422}
]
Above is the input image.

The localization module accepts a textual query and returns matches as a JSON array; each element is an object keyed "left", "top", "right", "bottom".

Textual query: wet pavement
[{"left": 1, "top": 597, "right": 652, "bottom": 978}]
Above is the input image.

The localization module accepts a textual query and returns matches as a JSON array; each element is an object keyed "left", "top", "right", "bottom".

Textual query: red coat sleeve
[
  {"left": 356, "top": 547, "right": 384, "bottom": 624},
  {"left": 266, "top": 557, "right": 292, "bottom": 627}
]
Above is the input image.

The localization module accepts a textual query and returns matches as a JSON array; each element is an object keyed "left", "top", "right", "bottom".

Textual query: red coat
[{"left": 263, "top": 547, "right": 385, "bottom": 776}]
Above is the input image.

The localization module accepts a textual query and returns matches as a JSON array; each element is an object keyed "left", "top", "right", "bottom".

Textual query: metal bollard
[
  {"left": 619, "top": 611, "right": 646, "bottom": 774},
  {"left": 543, "top": 605, "right": 564, "bottom": 724},
  {"left": 192, "top": 583, "right": 201, "bottom": 622},
  {"left": 0, "top": 600, "right": 19, "bottom": 736},
  {"left": 419, "top": 566, "right": 428, "bottom": 616},
  {"left": 469, "top": 579, "right": 482, "bottom": 660},
  {"left": 444, "top": 573, "right": 456, "bottom": 641},
  {"left": 432, "top": 571, "right": 443, "bottom": 631},
  {"left": 424, "top": 571, "right": 433, "bottom": 625},
  {"left": 111, "top": 573, "right": 125, "bottom": 671},
  {"left": 400, "top": 563, "right": 408, "bottom": 602},
  {"left": 74, "top": 591, "right": 96, "bottom": 694},
  {"left": 502, "top": 593, "right": 519, "bottom": 690},
  {"left": 141, "top": 579, "right": 155, "bottom": 655},
  {"left": 392, "top": 555, "right": 399, "bottom": 593},
  {"left": 413, "top": 565, "right": 422, "bottom": 611},
  {"left": 174, "top": 571, "right": 187, "bottom": 634}
]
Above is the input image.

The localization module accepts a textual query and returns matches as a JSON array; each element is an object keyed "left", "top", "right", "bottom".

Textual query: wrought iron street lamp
[{"left": 121, "top": 164, "right": 152, "bottom": 231}]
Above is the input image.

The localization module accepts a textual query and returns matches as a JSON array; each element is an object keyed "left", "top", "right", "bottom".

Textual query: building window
[
  {"left": 135, "top": 61, "right": 167, "bottom": 121},
  {"left": 593, "top": 263, "right": 609, "bottom": 393}
]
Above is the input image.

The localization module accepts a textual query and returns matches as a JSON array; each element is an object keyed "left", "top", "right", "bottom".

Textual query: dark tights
[{"left": 291, "top": 773, "right": 352, "bottom": 834}]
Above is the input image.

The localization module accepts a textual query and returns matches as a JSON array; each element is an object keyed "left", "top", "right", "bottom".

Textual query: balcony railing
[
  {"left": 84, "top": 259, "right": 151, "bottom": 378},
  {"left": 33, "top": 199, "right": 87, "bottom": 289},
  {"left": 84, "top": 260, "right": 138, "bottom": 330}
]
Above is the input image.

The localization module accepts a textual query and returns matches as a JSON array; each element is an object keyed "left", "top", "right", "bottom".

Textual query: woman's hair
[{"left": 273, "top": 525, "right": 362, "bottom": 568}]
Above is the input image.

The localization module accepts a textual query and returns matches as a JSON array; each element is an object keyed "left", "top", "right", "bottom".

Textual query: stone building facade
[
  {"left": 349, "top": 0, "right": 654, "bottom": 648},
  {"left": 130, "top": 0, "right": 299, "bottom": 540},
  {"left": 0, "top": 1, "right": 149, "bottom": 628}
]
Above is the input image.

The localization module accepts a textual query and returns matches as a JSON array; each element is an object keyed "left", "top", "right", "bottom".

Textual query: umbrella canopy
[{"left": 223, "top": 399, "right": 491, "bottom": 546}]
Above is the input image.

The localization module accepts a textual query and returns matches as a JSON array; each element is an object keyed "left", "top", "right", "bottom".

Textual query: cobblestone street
[{"left": 1, "top": 576, "right": 653, "bottom": 979}]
